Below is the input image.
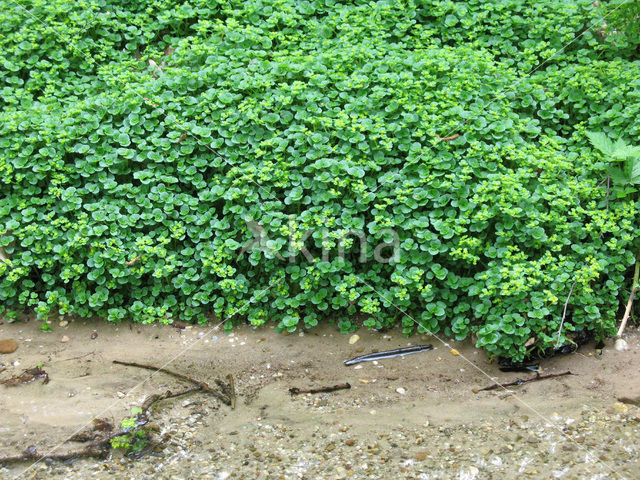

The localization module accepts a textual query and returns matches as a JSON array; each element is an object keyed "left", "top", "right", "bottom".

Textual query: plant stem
[
  {"left": 617, "top": 253, "right": 640, "bottom": 338},
  {"left": 556, "top": 282, "right": 576, "bottom": 349}
]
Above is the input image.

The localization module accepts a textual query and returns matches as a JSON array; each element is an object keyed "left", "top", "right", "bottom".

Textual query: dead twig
[
  {"left": 0, "top": 445, "right": 109, "bottom": 464},
  {"left": 436, "top": 133, "right": 460, "bottom": 141},
  {"left": 139, "top": 387, "right": 202, "bottom": 414},
  {"left": 125, "top": 255, "right": 141, "bottom": 266},
  {"left": 57, "top": 352, "right": 96, "bottom": 363},
  {"left": 479, "top": 371, "right": 574, "bottom": 392},
  {"left": 617, "top": 396, "right": 640, "bottom": 406},
  {"left": 112, "top": 360, "right": 231, "bottom": 405},
  {"left": 227, "top": 374, "right": 236, "bottom": 410},
  {"left": 289, "top": 383, "right": 351, "bottom": 395}
]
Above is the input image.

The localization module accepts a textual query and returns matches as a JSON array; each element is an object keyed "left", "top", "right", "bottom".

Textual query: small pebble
[
  {"left": 615, "top": 338, "right": 629, "bottom": 351},
  {"left": 0, "top": 339, "right": 18, "bottom": 354},
  {"left": 449, "top": 348, "right": 460, "bottom": 356},
  {"left": 349, "top": 334, "right": 360, "bottom": 345},
  {"left": 60, "top": 336, "right": 70, "bottom": 343},
  {"left": 396, "top": 387, "right": 406, "bottom": 395}
]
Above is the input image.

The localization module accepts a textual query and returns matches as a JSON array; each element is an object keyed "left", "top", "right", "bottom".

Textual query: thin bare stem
[
  {"left": 479, "top": 371, "right": 574, "bottom": 392},
  {"left": 556, "top": 282, "right": 576, "bottom": 348},
  {"left": 617, "top": 256, "right": 640, "bottom": 338}
]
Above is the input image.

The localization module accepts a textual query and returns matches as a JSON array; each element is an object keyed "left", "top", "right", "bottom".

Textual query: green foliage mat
[{"left": 1, "top": 0, "right": 640, "bottom": 360}]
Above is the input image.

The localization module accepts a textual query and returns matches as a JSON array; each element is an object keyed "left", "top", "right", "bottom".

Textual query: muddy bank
[{"left": 1, "top": 319, "right": 639, "bottom": 479}]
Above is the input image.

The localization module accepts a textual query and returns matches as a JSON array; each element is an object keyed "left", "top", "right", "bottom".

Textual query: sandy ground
[{"left": 1, "top": 318, "right": 640, "bottom": 479}]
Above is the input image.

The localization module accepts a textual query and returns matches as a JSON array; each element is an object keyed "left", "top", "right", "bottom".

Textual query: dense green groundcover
[{"left": 1, "top": 0, "right": 640, "bottom": 360}]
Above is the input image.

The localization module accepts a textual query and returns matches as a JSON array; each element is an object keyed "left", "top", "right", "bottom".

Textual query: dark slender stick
[
  {"left": 479, "top": 371, "right": 574, "bottom": 392},
  {"left": 57, "top": 352, "right": 96, "bottom": 363},
  {"left": 344, "top": 345, "right": 433, "bottom": 366},
  {"left": 227, "top": 374, "right": 236, "bottom": 410},
  {"left": 140, "top": 387, "right": 201, "bottom": 413},
  {"left": 112, "top": 360, "right": 231, "bottom": 405},
  {"left": 0, "top": 446, "right": 109, "bottom": 464},
  {"left": 289, "top": 383, "right": 351, "bottom": 395}
]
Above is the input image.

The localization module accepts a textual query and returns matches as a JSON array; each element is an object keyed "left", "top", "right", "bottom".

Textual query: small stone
[
  {"left": 60, "top": 336, "right": 69, "bottom": 343},
  {"left": 436, "top": 356, "right": 442, "bottom": 362},
  {"left": 472, "top": 387, "right": 479, "bottom": 394},
  {"left": 349, "top": 335, "right": 360, "bottom": 345},
  {"left": 613, "top": 402, "right": 629, "bottom": 414},
  {"left": 325, "top": 444, "right": 335, "bottom": 452},
  {"left": 396, "top": 387, "right": 406, "bottom": 395},
  {"left": 345, "top": 439, "right": 355, "bottom": 446},
  {"left": 90, "top": 331, "right": 98, "bottom": 340},
  {"left": 415, "top": 451, "right": 427, "bottom": 461},
  {"left": 0, "top": 339, "right": 18, "bottom": 354},
  {"left": 449, "top": 348, "right": 460, "bottom": 356},
  {"left": 59, "top": 320, "right": 68, "bottom": 327},
  {"left": 359, "top": 378, "right": 370, "bottom": 384},
  {"left": 615, "top": 338, "right": 629, "bottom": 351}
]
